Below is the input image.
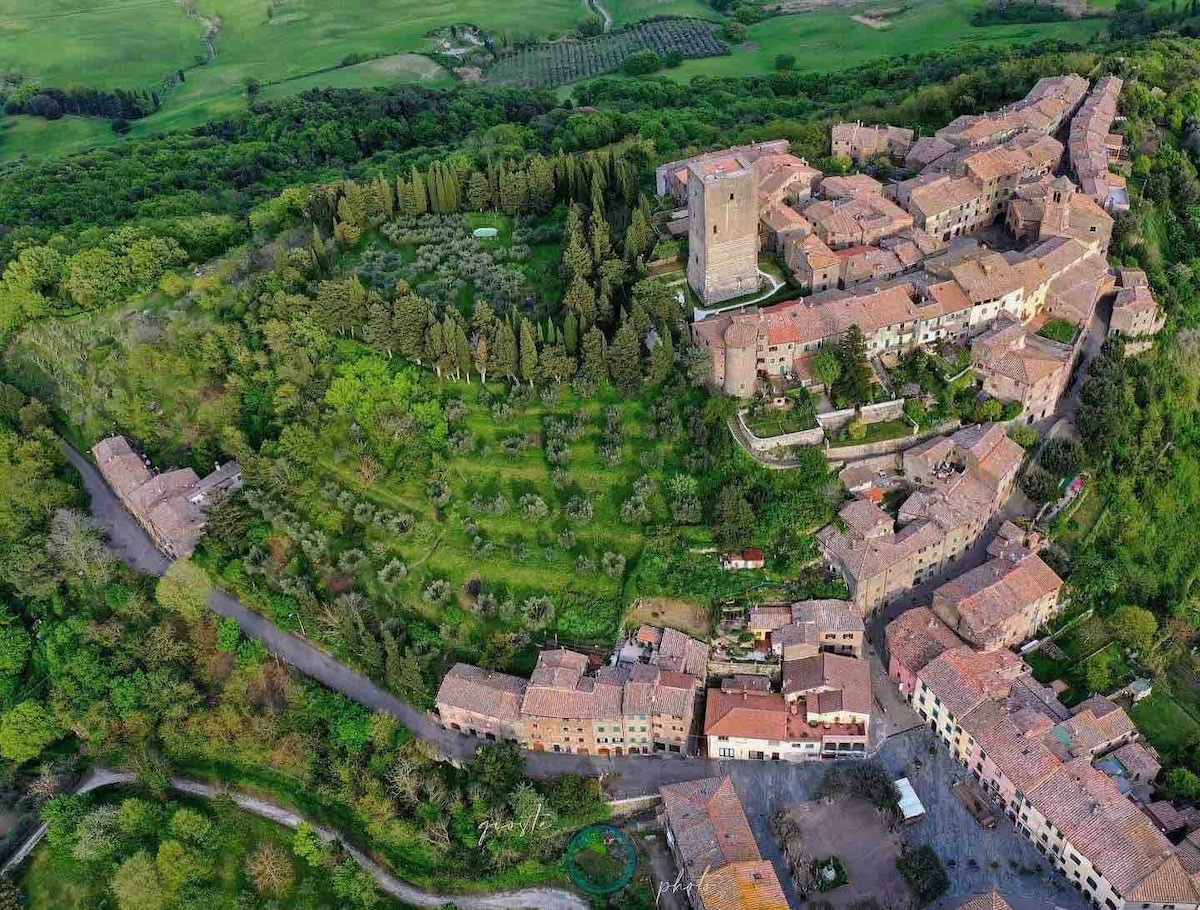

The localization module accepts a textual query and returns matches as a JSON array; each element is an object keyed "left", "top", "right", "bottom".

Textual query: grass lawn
[
  {"left": 1037, "top": 318, "right": 1078, "bottom": 344},
  {"left": 828, "top": 417, "right": 912, "bottom": 448},
  {"left": 743, "top": 407, "right": 818, "bottom": 438},
  {"left": 625, "top": 595, "right": 711, "bottom": 637},
  {"left": 659, "top": 0, "right": 1106, "bottom": 82},
  {"left": 256, "top": 53, "right": 454, "bottom": 102},
  {"left": 1131, "top": 689, "right": 1200, "bottom": 755}
]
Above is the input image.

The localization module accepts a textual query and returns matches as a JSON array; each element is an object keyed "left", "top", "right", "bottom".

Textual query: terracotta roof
[
  {"left": 704, "top": 687, "right": 787, "bottom": 740},
  {"left": 436, "top": 663, "right": 527, "bottom": 720},
  {"left": 659, "top": 776, "right": 763, "bottom": 880},
  {"left": 960, "top": 698, "right": 1060, "bottom": 793},
  {"left": 918, "top": 646, "right": 1023, "bottom": 718},
  {"left": 886, "top": 608, "right": 964, "bottom": 677},
  {"left": 839, "top": 497, "right": 894, "bottom": 538},
  {"left": 1110, "top": 741, "right": 1161, "bottom": 781},
  {"left": 1146, "top": 800, "right": 1188, "bottom": 833},
  {"left": 820, "top": 173, "right": 884, "bottom": 199},
  {"left": 935, "top": 553, "right": 1062, "bottom": 642},
  {"left": 748, "top": 606, "right": 793, "bottom": 632},
  {"left": 782, "top": 652, "right": 872, "bottom": 716},
  {"left": 957, "top": 893, "right": 1014, "bottom": 910},
  {"left": 791, "top": 599, "right": 863, "bottom": 633},
  {"left": 949, "top": 252, "right": 1024, "bottom": 302},
  {"left": 699, "top": 860, "right": 789, "bottom": 910},
  {"left": 654, "top": 627, "right": 709, "bottom": 677}
]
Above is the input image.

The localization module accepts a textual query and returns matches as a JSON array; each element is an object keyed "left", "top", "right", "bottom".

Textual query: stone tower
[{"left": 687, "top": 158, "right": 761, "bottom": 306}]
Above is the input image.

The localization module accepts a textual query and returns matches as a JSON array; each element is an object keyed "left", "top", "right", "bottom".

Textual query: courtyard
[{"left": 782, "top": 797, "right": 908, "bottom": 907}]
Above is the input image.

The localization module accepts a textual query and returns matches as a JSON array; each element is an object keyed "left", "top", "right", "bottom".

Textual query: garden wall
[
  {"left": 707, "top": 660, "right": 780, "bottom": 682},
  {"left": 860, "top": 398, "right": 905, "bottom": 424},
  {"left": 826, "top": 420, "right": 959, "bottom": 464},
  {"left": 737, "top": 412, "right": 825, "bottom": 453},
  {"left": 817, "top": 407, "right": 856, "bottom": 431}
]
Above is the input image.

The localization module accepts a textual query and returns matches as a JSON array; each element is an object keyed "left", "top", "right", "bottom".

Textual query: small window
[
  {"left": 713, "top": 225, "right": 718, "bottom": 235},
  {"left": 729, "top": 192, "right": 735, "bottom": 201}
]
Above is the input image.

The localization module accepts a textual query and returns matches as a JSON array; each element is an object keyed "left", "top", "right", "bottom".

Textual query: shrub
[
  {"left": 566, "top": 496, "right": 594, "bottom": 524},
  {"left": 775, "top": 53, "right": 796, "bottom": 70},
  {"left": 623, "top": 50, "right": 662, "bottom": 75},
  {"left": 896, "top": 846, "right": 949, "bottom": 904},
  {"left": 423, "top": 579, "right": 453, "bottom": 605},
  {"left": 1008, "top": 424, "right": 1038, "bottom": 448},
  {"left": 722, "top": 21, "right": 748, "bottom": 41},
  {"left": 602, "top": 551, "right": 626, "bottom": 578},
  {"left": 846, "top": 418, "right": 867, "bottom": 441}
]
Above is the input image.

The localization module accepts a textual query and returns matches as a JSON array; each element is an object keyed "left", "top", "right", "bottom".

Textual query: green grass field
[
  {"left": 0, "top": 0, "right": 593, "bottom": 161},
  {"left": 1131, "top": 689, "right": 1200, "bottom": 755},
  {"left": 662, "top": 0, "right": 1107, "bottom": 82},
  {"left": 604, "top": 0, "right": 718, "bottom": 27}
]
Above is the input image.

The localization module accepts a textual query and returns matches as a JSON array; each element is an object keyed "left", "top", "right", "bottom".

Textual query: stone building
[
  {"left": 1068, "top": 75, "right": 1128, "bottom": 212},
  {"left": 1109, "top": 268, "right": 1166, "bottom": 350},
  {"left": 971, "top": 318, "right": 1074, "bottom": 423},
  {"left": 658, "top": 775, "right": 788, "bottom": 910},
  {"left": 1006, "top": 175, "right": 1114, "bottom": 252},
  {"left": 931, "top": 543, "right": 1063, "bottom": 650},
  {"left": 817, "top": 425, "right": 1024, "bottom": 611},
  {"left": 434, "top": 627, "right": 709, "bottom": 756},
  {"left": 93, "top": 435, "right": 243, "bottom": 559},
  {"left": 830, "top": 121, "right": 915, "bottom": 164},
  {"left": 898, "top": 632, "right": 1194, "bottom": 910},
  {"left": 687, "top": 157, "right": 762, "bottom": 305}
]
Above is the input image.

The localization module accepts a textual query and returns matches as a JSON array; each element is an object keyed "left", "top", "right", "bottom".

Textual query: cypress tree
[
  {"left": 564, "top": 310, "right": 579, "bottom": 355},
  {"left": 492, "top": 322, "right": 518, "bottom": 381},
  {"left": 519, "top": 319, "right": 539, "bottom": 386},
  {"left": 411, "top": 166, "right": 429, "bottom": 215},
  {"left": 607, "top": 318, "right": 642, "bottom": 393}
]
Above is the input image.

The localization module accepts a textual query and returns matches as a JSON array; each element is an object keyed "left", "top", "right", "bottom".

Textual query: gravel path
[{"left": 3, "top": 769, "right": 587, "bottom": 910}]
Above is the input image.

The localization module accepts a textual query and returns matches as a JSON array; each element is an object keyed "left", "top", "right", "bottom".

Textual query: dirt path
[
  {"left": 585, "top": 0, "right": 614, "bottom": 31},
  {"left": 4, "top": 768, "right": 588, "bottom": 910}
]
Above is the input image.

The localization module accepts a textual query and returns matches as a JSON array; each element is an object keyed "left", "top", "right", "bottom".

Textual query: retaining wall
[
  {"left": 737, "top": 412, "right": 825, "bottom": 452},
  {"left": 817, "top": 407, "right": 856, "bottom": 431},
  {"left": 860, "top": 398, "right": 905, "bottom": 424},
  {"left": 706, "top": 660, "right": 780, "bottom": 682},
  {"left": 826, "top": 420, "right": 959, "bottom": 464}
]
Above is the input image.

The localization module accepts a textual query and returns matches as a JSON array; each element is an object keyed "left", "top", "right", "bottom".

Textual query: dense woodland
[{"left": 2, "top": 25, "right": 1200, "bottom": 909}]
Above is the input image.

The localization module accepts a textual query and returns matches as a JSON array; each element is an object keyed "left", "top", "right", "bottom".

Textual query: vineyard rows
[{"left": 487, "top": 19, "right": 728, "bottom": 88}]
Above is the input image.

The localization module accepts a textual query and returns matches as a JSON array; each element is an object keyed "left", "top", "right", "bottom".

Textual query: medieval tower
[{"left": 686, "top": 158, "right": 761, "bottom": 306}]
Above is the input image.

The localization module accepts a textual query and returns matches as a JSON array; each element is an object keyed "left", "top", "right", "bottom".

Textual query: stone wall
[
  {"left": 860, "top": 398, "right": 906, "bottom": 424},
  {"left": 737, "top": 412, "right": 825, "bottom": 452},
  {"left": 817, "top": 407, "right": 856, "bottom": 431},
  {"left": 826, "top": 421, "right": 959, "bottom": 464},
  {"left": 707, "top": 659, "right": 781, "bottom": 682}
]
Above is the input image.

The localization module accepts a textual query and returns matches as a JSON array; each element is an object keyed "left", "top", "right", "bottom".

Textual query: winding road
[
  {"left": 2, "top": 768, "right": 588, "bottom": 910},
  {"left": 61, "top": 441, "right": 721, "bottom": 796}
]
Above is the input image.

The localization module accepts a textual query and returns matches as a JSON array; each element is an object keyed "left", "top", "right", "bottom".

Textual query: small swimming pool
[{"left": 472, "top": 227, "right": 499, "bottom": 239}]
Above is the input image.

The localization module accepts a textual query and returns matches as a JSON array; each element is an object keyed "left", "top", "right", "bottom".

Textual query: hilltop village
[{"left": 432, "top": 72, "right": 1197, "bottom": 910}]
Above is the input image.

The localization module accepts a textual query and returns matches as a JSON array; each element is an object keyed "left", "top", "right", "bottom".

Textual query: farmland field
[
  {"left": 604, "top": 0, "right": 720, "bottom": 27},
  {"left": 488, "top": 18, "right": 728, "bottom": 88},
  {"left": 0, "top": 0, "right": 592, "bottom": 161},
  {"left": 660, "top": 0, "right": 1108, "bottom": 81}
]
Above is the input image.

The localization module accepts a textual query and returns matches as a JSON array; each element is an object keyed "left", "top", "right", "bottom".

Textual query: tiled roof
[
  {"left": 949, "top": 252, "right": 1025, "bottom": 302},
  {"left": 839, "top": 497, "right": 894, "bottom": 538},
  {"left": 820, "top": 173, "right": 884, "bottom": 198},
  {"left": 654, "top": 627, "right": 709, "bottom": 677},
  {"left": 703, "top": 688, "right": 787, "bottom": 740},
  {"left": 791, "top": 599, "right": 864, "bottom": 633},
  {"left": 748, "top": 606, "right": 793, "bottom": 632},
  {"left": 782, "top": 652, "right": 872, "bottom": 715},
  {"left": 659, "top": 776, "right": 763, "bottom": 879},
  {"left": 960, "top": 698, "right": 1060, "bottom": 793},
  {"left": 886, "top": 607, "right": 965, "bottom": 677},
  {"left": 1110, "top": 741, "right": 1161, "bottom": 781},
  {"left": 699, "top": 861, "right": 789, "bottom": 910},
  {"left": 436, "top": 663, "right": 527, "bottom": 720},
  {"left": 934, "top": 552, "right": 1062, "bottom": 641},
  {"left": 918, "top": 646, "right": 1022, "bottom": 718},
  {"left": 957, "top": 893, "right": 1014, "bottom": 910}
]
